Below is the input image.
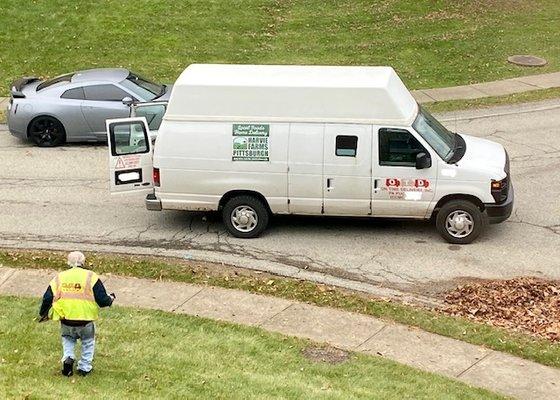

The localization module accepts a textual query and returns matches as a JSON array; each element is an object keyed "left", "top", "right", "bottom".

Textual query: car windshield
[
  {"left": 120, "top": 73, "right": 164, "bottom": 101},
  {"left": 412, "top": 105, "right": 456, "bottom": 162},
  {"left": 37, "top": 73, "right": 74, "bottom": 91}
]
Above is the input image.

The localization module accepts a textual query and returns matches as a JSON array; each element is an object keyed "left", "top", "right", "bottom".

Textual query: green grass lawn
[
  {"left": 0, "top": 296, "right": 504, "bottom": 399},
  {"left": 2, "top": 249, "right": 560, "bottom": 371},
  {"left": 0, "top": 0, "right": 559, "bottom": 95}
]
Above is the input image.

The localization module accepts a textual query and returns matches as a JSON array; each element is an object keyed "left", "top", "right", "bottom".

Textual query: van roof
[{"left": 166, "top": 64, "right": 418, "bottom": 125}]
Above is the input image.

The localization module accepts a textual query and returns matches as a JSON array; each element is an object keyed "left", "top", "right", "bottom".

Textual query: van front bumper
[
  {"left": 485, "top": 184, "right": 514, "bottom": 224},
  {"left": 145, "top": 193, "right": 162, "bottom": 211}
]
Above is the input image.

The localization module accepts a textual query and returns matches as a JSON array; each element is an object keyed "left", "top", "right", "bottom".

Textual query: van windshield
[{"left": 412, "top": 106, "right": 456, "bottom": 162}]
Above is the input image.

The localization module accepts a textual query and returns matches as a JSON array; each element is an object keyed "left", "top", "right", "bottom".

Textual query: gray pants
[{"left": 61, "top": 322, "right": 95, "bottom": 372}]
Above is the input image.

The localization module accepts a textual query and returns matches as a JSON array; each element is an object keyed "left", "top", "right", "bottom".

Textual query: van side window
[
  {"left": 379, "top": 128, "right": 426, "bottom": 167},
  {"left": 336, "top": 135, "right": 358, "bottom": 157}
]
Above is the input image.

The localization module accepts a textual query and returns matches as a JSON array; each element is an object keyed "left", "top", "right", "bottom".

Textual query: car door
[
  {"left": 106, "top": 117, "right": 153, "bottom": 194},
  {"left": 82, "top": 84, "right": 132, "bottom": 139},
  {"left": 372, "top": 127, "right": 437, "bottom": 217},
  {"left": 323, "top": 124, "right": 372, "bottom": 215},
  {"left": 58, "top": 86, "right": 96, "bottom": 140}
]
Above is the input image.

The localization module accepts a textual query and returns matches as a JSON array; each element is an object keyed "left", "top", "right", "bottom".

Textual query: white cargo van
[{"left": 106, "top": 64, "right": 513, "bottom": 244}]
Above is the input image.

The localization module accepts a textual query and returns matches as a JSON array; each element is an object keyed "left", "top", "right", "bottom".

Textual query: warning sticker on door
[
  {"left": 382, "top": 178, "right": 432, "bottom": 200},
  {"left": 232, "top": 124, "right": 269, "bottom": 161},
  {"left": 115, "top": 155, "right": 141, "bottom": 170}
]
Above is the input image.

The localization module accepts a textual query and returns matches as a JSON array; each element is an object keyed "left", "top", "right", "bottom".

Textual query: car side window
[
  {"left": 335, "top": 135, "right": 358, "bottom": 157},
  {"left": 379, "top": 128, "right": 426, "bottom": 167},
  {"left": 84, "top": 84, "right": 130, "bottom": 102},
  {"left": 61, "top": 87, "right": 85, "bottom": 100}
]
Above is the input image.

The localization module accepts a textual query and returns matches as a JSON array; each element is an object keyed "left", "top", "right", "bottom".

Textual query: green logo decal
[{"left": 232, "top": 124, "right": 270, "bottom": 161}]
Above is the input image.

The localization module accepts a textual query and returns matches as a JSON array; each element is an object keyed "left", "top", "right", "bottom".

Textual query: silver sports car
[{"left": 7, "top": 68, "right": 172, "bottom": 146}]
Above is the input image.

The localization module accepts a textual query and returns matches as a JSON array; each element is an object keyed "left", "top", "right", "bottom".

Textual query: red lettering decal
[
  {"left": 415, "top": 179, "right": 430, "bottom": 188},
  {"left": 386, "top": 178, "right": 401, "bottom": 187}
]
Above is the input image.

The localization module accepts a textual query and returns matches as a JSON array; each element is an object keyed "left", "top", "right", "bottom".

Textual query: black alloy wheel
[{"left": 28, "top": 116, "right": 66, "bottom": 147}]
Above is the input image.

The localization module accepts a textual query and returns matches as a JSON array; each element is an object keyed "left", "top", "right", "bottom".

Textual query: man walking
[{"left": 39, "top": 251, "right": 115, "bottom": 377}]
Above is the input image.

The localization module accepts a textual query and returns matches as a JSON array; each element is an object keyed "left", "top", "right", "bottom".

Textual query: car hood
[{"left": 457, "top": 133, "right": 506, "bottom": 179}]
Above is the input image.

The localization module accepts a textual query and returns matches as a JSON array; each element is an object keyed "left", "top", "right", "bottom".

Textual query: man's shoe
[
  {"left": 77, "top": 368, "right": 91, "bottom": 376},
  {"left": 61, "top": 357, "right": 74, "bottom": 376}
]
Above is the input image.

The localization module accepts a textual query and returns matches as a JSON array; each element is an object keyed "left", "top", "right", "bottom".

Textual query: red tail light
[{"left": 152, "top": 168, "right": 160, "bottom": 187}]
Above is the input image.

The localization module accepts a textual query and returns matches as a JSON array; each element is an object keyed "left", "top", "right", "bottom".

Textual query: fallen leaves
[{"left": 443, "top": 277, "right": 560, "bottom": 341}]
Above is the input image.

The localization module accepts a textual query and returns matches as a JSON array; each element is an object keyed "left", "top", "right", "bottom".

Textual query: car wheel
[
  {"left": 436, "top": 200, "right": 485, "bottom": 244},
  {"left": 222, "top": 195, "right": 269, "bottom": 238},
  {"left": 28, "top": 116, "right": 66, "bottom": 147}
]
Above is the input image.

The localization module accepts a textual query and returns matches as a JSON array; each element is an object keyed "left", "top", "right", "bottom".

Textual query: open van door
[
  {"left": 130, "top": 102, "right": 167, "bottom": 139},
  {"left": 106, "top": 117, "right": 153, "bottom": 194}
]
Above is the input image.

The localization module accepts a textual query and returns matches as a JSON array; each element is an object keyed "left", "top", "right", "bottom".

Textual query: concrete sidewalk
[
  {"left": 411, "top": 71, "right": 560, "bottom": 103},
  {"left": 1, "top": 267, "right": 559, "bottom": 399}
]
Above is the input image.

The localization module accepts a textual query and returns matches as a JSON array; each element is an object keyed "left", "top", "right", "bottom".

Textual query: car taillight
[{"left": 153, "top": 167, "right": 160, "bottom": 187}]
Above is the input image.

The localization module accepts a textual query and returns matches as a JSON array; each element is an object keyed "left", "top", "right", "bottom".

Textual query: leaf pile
[{"left": 444, "top": 277, "right": 560, "bottom": 341}]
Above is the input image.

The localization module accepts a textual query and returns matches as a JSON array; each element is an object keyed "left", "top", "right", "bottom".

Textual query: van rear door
[
  {"left": 130, "top": 101, "right": 167, "bottom": 138},
  {"left": 106, "top": 117, "right": 154, "bottom": 194}
]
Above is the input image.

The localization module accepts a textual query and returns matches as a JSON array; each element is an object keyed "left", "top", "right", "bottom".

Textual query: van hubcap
[
  {"left": 446, "top": 210, "right": 474, "bottom": 238},
  {"left": 231, "top": 206, "right": 258, "bottom": 232}
]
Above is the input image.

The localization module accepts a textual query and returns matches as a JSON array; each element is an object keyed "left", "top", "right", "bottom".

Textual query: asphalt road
[{"left": 1, "top": 100, "right": 559, "bottom": 300}]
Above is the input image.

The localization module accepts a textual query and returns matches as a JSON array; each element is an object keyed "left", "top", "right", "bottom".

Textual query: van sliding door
[{"left": 323, "top": 124, "right": 372, "bottom": 215}]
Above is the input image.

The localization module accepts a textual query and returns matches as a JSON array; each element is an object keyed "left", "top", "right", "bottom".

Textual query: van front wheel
[
  {"left": 436, "top": 200, "right": 485, "bottom": 244},
  {"left": 222, "top": 196, "right": 269, "bottom": 238}
]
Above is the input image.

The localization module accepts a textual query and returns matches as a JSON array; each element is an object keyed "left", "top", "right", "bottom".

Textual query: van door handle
[
  {"left": 373, "top": 179, "right": 380, "bottom": 193},
  {"left": 327, "top": 178, "right": 334, "bottom": 191}
]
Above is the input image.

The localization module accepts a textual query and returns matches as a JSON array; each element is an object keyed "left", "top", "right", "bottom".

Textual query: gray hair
[{"left": 67, "top": 251, "right": 86, "bottom": 267}]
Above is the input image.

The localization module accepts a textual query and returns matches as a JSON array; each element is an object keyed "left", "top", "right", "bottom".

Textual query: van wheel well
[
  {"left": 219, "top": 190, "right": 272, "bottom": 214},
  {"left": 432, "top": 194, "right": 484, "bottom": 217}
]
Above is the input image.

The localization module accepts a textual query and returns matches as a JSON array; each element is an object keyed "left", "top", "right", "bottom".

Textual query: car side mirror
[
  {"left": 415, "top": 152, "right": 431, "bottom": 169},
  {"left": 122, "top": 97, "right": 134, "bottom": 106}
]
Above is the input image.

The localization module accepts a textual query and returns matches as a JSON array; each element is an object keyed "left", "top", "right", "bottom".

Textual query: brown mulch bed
[{"left": 443, "top": 277, "right": 560, "bottom": 341}]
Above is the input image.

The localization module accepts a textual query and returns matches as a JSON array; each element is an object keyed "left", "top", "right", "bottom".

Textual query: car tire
[
  {"left": 436, "top": 200, "right": 485, "bottom": 244},
  {"left": 28, "top": 116, "right": 66, "bottom": 147},
  {"left": 222, "top": 195, "right": 269, "bottom": 238}
]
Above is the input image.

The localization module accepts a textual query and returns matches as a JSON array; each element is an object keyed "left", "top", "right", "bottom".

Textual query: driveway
[{"left": 0, "top": 99, "right": 559, "bottom": 300}]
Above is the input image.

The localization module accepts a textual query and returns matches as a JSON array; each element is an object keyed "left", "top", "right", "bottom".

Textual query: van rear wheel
[
  {"left": 222, "top": 195, "right": 269, "bottom": 238},
  {"left": 436, "top": 200, "right": 485, "bottom": 244}
]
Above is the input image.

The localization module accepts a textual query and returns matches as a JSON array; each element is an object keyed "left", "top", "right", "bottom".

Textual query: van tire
[
  {"left": 436, "top": 200, "right": 485, "bottom": 244},
  {"left": 222, "top": 195, "right": 269, "bottom": 238}
]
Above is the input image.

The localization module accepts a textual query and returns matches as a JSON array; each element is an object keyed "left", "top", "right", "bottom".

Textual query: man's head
[{"left": 67, "top": 251, "right": 86, "bottom": 268}]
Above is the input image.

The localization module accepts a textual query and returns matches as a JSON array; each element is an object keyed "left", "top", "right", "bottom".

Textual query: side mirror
[
  {"left": 122, "top": 96, "right": 134, "bottom": 106},
  {"left": 415, "top": 152, "right": 431, "bottom": 169}
]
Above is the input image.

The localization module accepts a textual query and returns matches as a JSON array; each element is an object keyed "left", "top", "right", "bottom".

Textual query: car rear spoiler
[{"left": 10, "top": 76, "right": 40, "bottom": 98}]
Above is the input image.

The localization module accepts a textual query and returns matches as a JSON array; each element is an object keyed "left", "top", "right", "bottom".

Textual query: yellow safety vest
[{"left": 49, "top": 267, "right": 99, "bottom": 321}]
